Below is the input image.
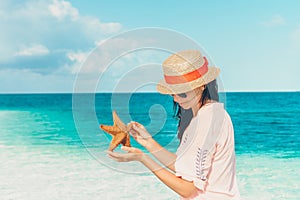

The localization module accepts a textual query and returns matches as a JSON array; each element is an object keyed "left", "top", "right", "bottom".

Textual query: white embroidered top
[{"left": 175, "top": 103, "right": 241, "bottom": 200}]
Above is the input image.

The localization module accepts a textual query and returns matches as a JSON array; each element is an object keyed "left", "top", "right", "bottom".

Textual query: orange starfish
[{"left": 100, "top": 111, "right": 131, "bottom": 151}]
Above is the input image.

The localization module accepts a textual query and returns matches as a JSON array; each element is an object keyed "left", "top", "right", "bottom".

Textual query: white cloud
[
  {"left": 48, "top": 0, "right": 79, "bottom": 21},
  {"left": 0, "top": 0, "right": 122, "bottom": 71},
  {"left": 47, "top": 0, "right": 121, "bottom": 35},
  {"left": 66, "top": 51, "right": 89, "bottom": 74},
  {"left": 61, "top": 37, "right": 144, "bottom": 76},
  {"left": 57, "top": 38, "right": 142, "bottom": 77},
  {"left": 80, "top": 16, "right": 122, "bottom": 35},
  {"left": 261, "top": 14, "right": 285, "bottom": 27},
  {"left": 67, "top": 51, "right": 87, "bottom": 63},
  {"left": 15, "top": 44, "right": 50, "bottom": 56}
]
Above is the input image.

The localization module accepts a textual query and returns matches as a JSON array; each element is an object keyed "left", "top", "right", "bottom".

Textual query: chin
[{"left": 179, "top": 103, "right": 191, "bottom": 110}]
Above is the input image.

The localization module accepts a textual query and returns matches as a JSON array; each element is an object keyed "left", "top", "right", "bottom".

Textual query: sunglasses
[{"left": 172, "top": 93, "right": 187, "bottom": 98}]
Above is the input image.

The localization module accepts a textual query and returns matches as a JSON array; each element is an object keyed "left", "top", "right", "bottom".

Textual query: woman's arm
[
  {"left": 144, "top": 137, "right": 177, "bottom": 172},
  {"left": 129, "top": 123, "right": 177, "bottom": 172},
  {"left": 107, "top": 147, "right": 198, "bottom": 198},
  {"left": 141, "top": 153, "right": 198, "bottom": 198}
]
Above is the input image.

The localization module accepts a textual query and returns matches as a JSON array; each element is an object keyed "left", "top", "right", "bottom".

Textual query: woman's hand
[
  {"left": 127, "top": 122, "right": 153, "bottom": 149},
  {"left": 107, "top": 146, "right": 144, "bottom": 162}
]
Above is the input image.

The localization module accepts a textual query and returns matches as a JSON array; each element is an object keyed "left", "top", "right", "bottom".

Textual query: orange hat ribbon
[{"left": 164, "top": 57, "right": 208, "bottom": 84}]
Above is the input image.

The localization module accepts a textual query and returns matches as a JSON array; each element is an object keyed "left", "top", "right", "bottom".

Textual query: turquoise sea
[{"left": 0, "top": 92, "right": 299, "bottom": 200}]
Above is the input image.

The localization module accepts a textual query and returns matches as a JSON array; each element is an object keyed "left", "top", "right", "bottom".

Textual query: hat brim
[{"left": 156, "top": 66, "right": 220, "bottom": 94}]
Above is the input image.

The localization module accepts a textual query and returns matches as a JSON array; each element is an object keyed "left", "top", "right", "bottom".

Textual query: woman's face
[{"left": 172, "top": 87, "right": 203, "bottom": 110}]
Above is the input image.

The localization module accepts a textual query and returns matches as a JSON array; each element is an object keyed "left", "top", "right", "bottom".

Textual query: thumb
[{"left": 132, "top": 124, "right": 151, "bottom": 138}]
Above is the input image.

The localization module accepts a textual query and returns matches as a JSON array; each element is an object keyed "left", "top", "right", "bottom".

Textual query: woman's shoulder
[
  {"left": 196, "top": 102, "right": 232, "bottom": 128},
  {"left": 198, "top": 102, "right": 226, "bottom": 116}
]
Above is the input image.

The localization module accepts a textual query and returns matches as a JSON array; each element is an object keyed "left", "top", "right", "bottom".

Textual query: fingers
[
  {"left": 131, "top": 124, "right": 144, "bottom": 132},
  {"left": 127, "top": 122, "right": 141, "bottom": 138},
  {"left": 127, "top": 121, "right": 151, "bottom": 140},
  {"left": 128, "top": 121, "right": 145, "bottom": 130},
  {"left": 106, "top": 150, "right": 120, "bottom": 161},
  {"left": 121, "top": 146, "right": 143, "bottom": 153},
  {"left": 106, "top": 146, "right": 143, "bottom": 162},
  {"left": 121, "top": 146, "right": 133, "bottom": 152},
  {"left": 132, "top": 124, "right": 152, "bottom": 139},
  {"left": 133, "top": 121, "right": 145, "bottom": 129},
  {"left": 107, "top": 150, "right": 128, "bottom": 162},
  {"left": 128, "top": 128, "right": 138, "bottom": 137}
]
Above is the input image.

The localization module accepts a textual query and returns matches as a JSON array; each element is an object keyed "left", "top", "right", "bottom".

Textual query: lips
[{"left": 179, "top": 101, "right": 188, "bottom": 107}]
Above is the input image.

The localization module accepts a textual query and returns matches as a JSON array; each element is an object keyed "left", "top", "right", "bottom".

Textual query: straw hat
[{"left": 156, "top": 50, "right": 220, "bottom": 94}]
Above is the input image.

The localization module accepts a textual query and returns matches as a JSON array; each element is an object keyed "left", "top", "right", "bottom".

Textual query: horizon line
[{"left": 0, "top": 90, "right": 299, "bottom": 95}]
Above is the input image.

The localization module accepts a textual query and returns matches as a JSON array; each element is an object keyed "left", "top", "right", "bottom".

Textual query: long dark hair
[{"left": 174, "top": 79, "right": 219, "bottom": 142}]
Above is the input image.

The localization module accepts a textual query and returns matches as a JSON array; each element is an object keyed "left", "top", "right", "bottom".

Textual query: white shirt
[{"left": 175, "top": 103, "right": 241, "bottom": 200}]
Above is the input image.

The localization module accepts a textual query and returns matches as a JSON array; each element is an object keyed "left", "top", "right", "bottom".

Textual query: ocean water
[{"left": 0, "top": 92, "right": 299, "bottom": 200}]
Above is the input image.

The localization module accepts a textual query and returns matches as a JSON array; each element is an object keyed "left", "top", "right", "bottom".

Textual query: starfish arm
[
  {"left": 100, "top": 111, "right": 131, "bottom": 151},
  {"left": 100, "top": 124, "right": 118, "bottom": 136},
  {"left": 108, "top": 141, "right": 119, "bottom": 151},
  {"left": 109, "top": 136, "right": 123, "bottom": 151},
  {"left": 113, "top": 111, "right": 127, "bottom": 132},
  {"left": 110, "top": 132, "right": 127, "bottom": 151}
]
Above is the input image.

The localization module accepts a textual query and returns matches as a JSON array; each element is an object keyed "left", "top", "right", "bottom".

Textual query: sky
[{"left": 0, "top": 0, "right": 299, "bottom": 93}]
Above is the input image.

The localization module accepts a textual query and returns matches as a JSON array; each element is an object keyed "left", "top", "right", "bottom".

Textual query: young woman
[{"left": 107, "top": 50, "right": 240, "bottom": 199}]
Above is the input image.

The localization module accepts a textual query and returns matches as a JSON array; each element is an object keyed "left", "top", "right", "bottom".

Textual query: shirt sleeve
[{"left": 175, "top": 141, "right": 215, "bottom": 190}]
